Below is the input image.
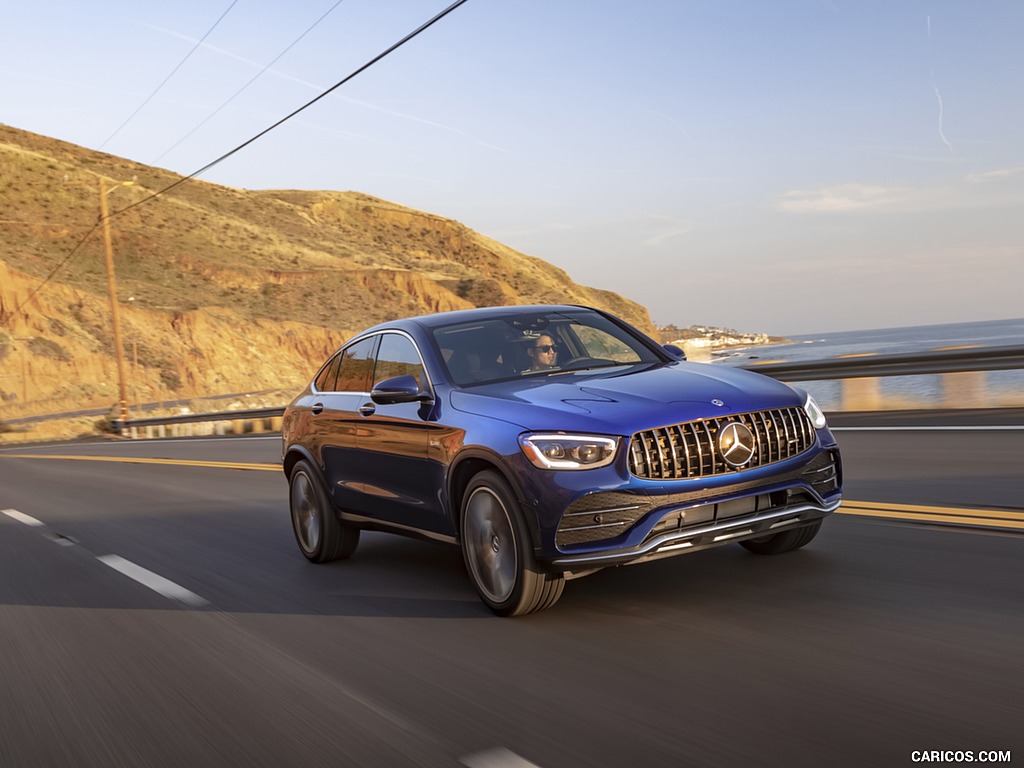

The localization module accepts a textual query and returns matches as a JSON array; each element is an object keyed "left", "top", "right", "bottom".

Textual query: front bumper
[
  {"left": 514, "top": 442, "right": 842, "bottom": 572},
  {"left": 549, "top": 497, "right": 839, "bottom": 571}
]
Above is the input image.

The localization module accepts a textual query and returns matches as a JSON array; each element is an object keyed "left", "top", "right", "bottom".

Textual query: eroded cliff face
[
  {"left": 0, "top": 260, "right": 349, "bottom": 423},
  {"left": 0, "top": 124, "right": 657, "bottom": 439}
]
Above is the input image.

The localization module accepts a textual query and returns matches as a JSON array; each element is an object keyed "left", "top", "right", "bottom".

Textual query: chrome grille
[{"left": 628, "top": 407, "right": 815, "bottom": 480}]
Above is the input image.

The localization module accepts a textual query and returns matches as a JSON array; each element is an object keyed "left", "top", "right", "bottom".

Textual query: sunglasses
[{"left": 534, "top": 344, "right": 557, "bottom": 353}]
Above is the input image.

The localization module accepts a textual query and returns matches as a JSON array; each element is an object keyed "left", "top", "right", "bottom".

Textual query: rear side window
[
  {"left": 313, "top": 354, "right": 341, "bottom": 392},
  {"left": 373, "top": 334, "right": 425, "bottom": 389},
  {"left": 335, "top": 337, "right": 377, "bottom": 392}
]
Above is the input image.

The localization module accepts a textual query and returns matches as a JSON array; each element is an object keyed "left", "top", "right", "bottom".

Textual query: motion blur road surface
[{"left": 1, "top": 414, "right": 1021, "bottom": 767}]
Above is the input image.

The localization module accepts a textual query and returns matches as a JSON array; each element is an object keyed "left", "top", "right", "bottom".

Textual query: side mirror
[
  {"left": 663, "top": 344, "right": 687, "bottom": 361},
  {"left": 370, "top": 374, "right": 433, "bottom": 405}
]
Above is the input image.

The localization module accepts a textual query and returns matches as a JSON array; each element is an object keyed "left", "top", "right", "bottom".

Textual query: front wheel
[
  {"left": 460, "top": 470, "right": 564, "bottom": 616},
  {"left": 739, "top": 520, "right": 822, "bottom": 555},
  {"left": 289, "top": 459, "right": 359, "bottom": 563}
]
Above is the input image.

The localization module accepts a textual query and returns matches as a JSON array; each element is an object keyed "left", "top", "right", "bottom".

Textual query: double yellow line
[
  {"left": 838, "top": 500, "right": 1024, "bottom": 531},
  {"left": 0, "top": 454, "right": 281, "bottom": 472},
  {"left": 2, "top": 453, "right": 1021, "bottom": 531}
]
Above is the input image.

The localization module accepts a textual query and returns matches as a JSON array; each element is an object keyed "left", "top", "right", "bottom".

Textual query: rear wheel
[
  {"left": 739, "top": 520, "right": 822, "bottom": 555},
  {"left": 460, "top": 470, "right": 564, "bottom": 616},
  {"left": 289, "top": 460, "right": 359, "bottom": 562}
]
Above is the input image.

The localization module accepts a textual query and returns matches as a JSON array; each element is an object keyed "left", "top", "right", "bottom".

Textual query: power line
[
  {"left": 113, "top": 0, "right": 473, "bottom": 218},
  {"left": 12, "top": 223, "right": 102, "bottom": 315},
  {"left": 15, "top": 0, "right": 473, "bottom": 313},
  {"left": 152, "top": 0, "right": 347, "bottom": 165},
  {"left": 98, "top": 0, "right": 240, "bottom": 150}
]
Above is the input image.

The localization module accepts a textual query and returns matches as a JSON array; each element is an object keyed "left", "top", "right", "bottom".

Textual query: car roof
[{"left": 362, "top": 304, "right": 598, "bottom": 334}]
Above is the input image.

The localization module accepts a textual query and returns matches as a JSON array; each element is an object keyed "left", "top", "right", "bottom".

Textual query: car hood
[{"left": 448, "top": 362, "right": 805, "bottom": 433}]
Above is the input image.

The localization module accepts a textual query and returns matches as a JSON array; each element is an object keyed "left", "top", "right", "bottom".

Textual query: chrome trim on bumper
[{"left": 549, "top": 499, "right": 841, "bottom": 569}]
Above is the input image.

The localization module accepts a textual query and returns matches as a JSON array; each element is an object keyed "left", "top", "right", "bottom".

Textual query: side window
[
  {"left": 313, "top": 354, "right": 341, "bottom": 392},
  {"left": 373, "top": 334, "right": 425, "bottom": 390},
  {"left": 335, "top": 337, "right": 377, "bottom": 392}
]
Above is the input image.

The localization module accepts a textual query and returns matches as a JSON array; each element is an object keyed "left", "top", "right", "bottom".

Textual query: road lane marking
[
  {"left": 0, "top": 454, "right": 280, "bottom": 471},
  {"left": 460, "top": 748, "right": 543, "bottom": 768},
  {"left": 2, "top": 508, "right": 46, "bottom": 527},
  {"left": 840, "top": 500, "right": 1024, "bottom": 530},
  {"left": 97, "top": 555, "right": 209, "bottom": 607}
]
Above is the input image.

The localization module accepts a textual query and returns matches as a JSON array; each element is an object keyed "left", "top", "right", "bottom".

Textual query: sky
[{"left": 2, "top": 0, "right": 1022, "bottom": 335}]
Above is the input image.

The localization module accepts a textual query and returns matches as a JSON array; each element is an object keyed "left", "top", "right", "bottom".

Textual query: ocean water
[{"left": 711, "top": 317, "right": 1024, "bottom": 410}]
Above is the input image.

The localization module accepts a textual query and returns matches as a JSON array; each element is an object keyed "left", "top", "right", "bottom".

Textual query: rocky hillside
[{"left": 0, "top": 124, "right": 654, "bottom": 432}]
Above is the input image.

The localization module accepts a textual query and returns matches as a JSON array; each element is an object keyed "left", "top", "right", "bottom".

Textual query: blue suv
[{"left": 282, "top": 305, "right": 842, "bottom": 615}]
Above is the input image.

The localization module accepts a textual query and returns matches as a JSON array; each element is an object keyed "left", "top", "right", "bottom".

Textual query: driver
[{"left": 526, "top": 334, "right": 558, "bottom": 371}]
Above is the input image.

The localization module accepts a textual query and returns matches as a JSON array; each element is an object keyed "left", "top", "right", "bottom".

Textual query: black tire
[
  {"left": 289, "top": 460, "right": 359, "bottom": 563},
  {"left": 739, "top": 520, "right": 822, "bottom": 555},
  {"left": 460, "top": 470, "right": 564, "bottom": 616}
]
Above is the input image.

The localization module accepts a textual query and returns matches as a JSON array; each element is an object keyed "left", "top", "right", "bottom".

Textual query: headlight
[
  {"left": 519, "top": 433, "right": 619, "bottom": 470},
  {"left": 803, "top": 393, "right": 828, "bottom": 429}
]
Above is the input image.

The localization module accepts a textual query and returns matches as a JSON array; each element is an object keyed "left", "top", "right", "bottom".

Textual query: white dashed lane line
[
  {"left": 460, "top": 747, "right": 543, "bottom": 768},
  {"left": 97, "top": 555, "right": 209, "bottom": 608},
  {"left": 2, "top": 508, "right": 46, "bottom": 527},
  {"left": 3, "top": 507, "right": 209, "bottom": 608}
]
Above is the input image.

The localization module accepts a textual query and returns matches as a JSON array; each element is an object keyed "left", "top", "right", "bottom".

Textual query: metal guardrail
[
  {"left": 5, "top": 345, "right": 1024, "bottom": 440},
  {"left": 119, "top": 407, "right": 285, "bottom": 429},
  {"left": 113, "top": 406, "right": 285, "bottom": 439},
  {"left": 739, "top": 344, "right": 1024, "bottom": 380}
]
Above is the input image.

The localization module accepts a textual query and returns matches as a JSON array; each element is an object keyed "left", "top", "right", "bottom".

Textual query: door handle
[
  {"left": 311, "top": 402, "right": 324, "bottom": 415},
  {"left": 358, "top": 404, "right": 376, "bottom": 417}
]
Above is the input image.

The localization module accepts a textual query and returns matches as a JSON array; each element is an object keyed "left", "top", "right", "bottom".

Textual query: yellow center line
[
  {"left": 839, "top": 500, "right": 1024, "bottom": 530},
  {"left": 2, "top": 454, "right": 1021, "bottom": 530},
  {"left": 0, "top": 454, "right": 281, "bottom": 471}
]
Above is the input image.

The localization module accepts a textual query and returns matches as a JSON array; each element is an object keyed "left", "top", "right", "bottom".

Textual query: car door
[
  {"left": 315, "top": 335, "right": 379, "bottom": 515},
  {"left": 351, "top": 331, "right": 448, "bottom": 533}
]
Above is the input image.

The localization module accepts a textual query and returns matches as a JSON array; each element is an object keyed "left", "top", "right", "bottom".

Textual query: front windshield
[{"left": 433, "top": 309, "right": 663, "bottom": 386}]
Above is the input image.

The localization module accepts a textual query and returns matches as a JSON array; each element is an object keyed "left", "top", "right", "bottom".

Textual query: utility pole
[{"left": 99, "top": 178, "right": 130, "bottom": 430}]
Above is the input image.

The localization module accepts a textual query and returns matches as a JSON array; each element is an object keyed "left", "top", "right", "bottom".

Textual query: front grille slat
[
  {"left": 701, "top": 420, "right": 717, "bottom": 475},
  {"left": 653, "top": 428, "right": 668, "bottom": 478},
  {"left": 675, "top": 424, "right": 692, "bottom": 477},
  {"left": 778, "top": 409, "right": 793, "bottom": 458},
  {"left": 629, "top": 406, "right": 816, "bottom": 480}
]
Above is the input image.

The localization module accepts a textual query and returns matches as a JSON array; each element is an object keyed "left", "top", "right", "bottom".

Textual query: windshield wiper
[{"left": 549, "top": 363, "right": 622, "bottom": 376}]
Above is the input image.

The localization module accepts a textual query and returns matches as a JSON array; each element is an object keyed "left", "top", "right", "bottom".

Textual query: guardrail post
[
  {"left": 842, "top": 377, "right": 882, "bottom": 410},
  {"left": 942, "top": 371, "right": 987, "bottom": 408}
]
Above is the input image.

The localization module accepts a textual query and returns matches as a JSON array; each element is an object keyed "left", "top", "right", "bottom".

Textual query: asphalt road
[{"left": 0, "top": 418, "right": 1021, "bottom": 768}]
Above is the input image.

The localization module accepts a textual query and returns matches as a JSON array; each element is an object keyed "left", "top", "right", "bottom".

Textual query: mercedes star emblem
[{"left": 718, "top": 421, "right": 756, "bottom": 467}]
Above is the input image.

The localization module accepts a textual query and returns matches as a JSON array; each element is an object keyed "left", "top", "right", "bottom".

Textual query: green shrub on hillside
[{"left": 28, "top": 336, "right": 72, "bottom": 362}]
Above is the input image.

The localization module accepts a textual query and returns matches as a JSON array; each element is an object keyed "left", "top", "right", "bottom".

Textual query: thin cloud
[
  {"left": 965, "top": 165, "right": 1024, "bottom": 183},
  {"left": 776, "top": 184, "right": 919, "bottom": 213},
  {"left": 777, "top": 175, "right": 1024, "bottom": 214},
  {"left": 641, "top": 213, "right": 694, "bottom": 247},
  {"left": 927, "top": 16, "right": 953, "bottom": 152}
]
